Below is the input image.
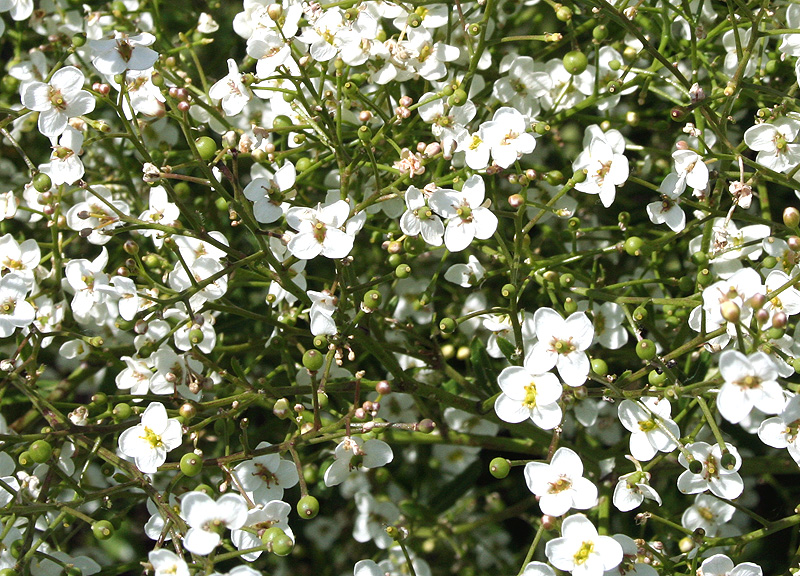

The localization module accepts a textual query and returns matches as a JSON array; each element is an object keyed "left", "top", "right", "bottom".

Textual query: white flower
[
  {"left": 672, "top": 149, "right": 709, "bottom": 191},
  {"left": 494, "top": 364, "right": 563, "bottom": 430},
  {"left": 545, "top": 514, "right": 623, "bottom": 576},
  {"left": 758, "top": 394, "right": 800, "bottom": 465},
  {"left": 612, "top": 470, "right": 661, "bottom": 512},
  {"left": 286, "top": 200, "right": 355, "bottom": 259},
  {"left": 647, "top": 173, "right": 686, "bottom": 233},
  {"left": 230, "top": 500, "right": 293, "bottom": 561},
  {"left": 520, "top": 562, "right": 556, "bottom": 576},
  {"left": 47, "top": 127, "right": 85, "bottom": 186},
  {"left": 699, "top": 554, "right": 763, "bottom": 576},
  {"left": 573, "top": 126, "right": 629, "bottom": 208},
  {"left": 118, "top": 402, "right": 182, "bottom": 474},
  {"left": 744, "top": 117, "right": 800, "bottom": 173},
  {"left": 89, "top": 31, "right": 159, "bottom": 75},
  {"left": 65, "top": 185, "right": 130, "bottom": 246},
  {"left": 324, "top": 436, "right": 393, "bottom": 487},
  {"left": 232, "top": 441, "right": 299, "bottom": 504},
  {"left": 21, "top": 66, "right": 96, "bottom": 139},
  {"left": 115, "top": 356, "right": 153, "bottom": 396},
  {"left": 480, "top": 107, "right": 537, "bottom": 168},
  {"left": 243, "top": 162, "right": 295, "bottom": 224},
  {"left": 443, "top": 255, "right": 485, "bottom": 287},
  {"left": 429, "top": 175, "right": 497, "bottom": 252},
  {"left": 148, "top": 549, "right": 190, "bottom": 576},
  {"left": 353, "top": 491, "right": 400, "bottom": 549},
  {"left": 138, "top": 186, "right": 180, "bottom": 248},
  {"left": 591, "top": 302, "right": 628, "bottom": 349},
  {"left": 400, "top": 185, "right": 444, "bottom": 246},
  {"left": 524, "top": 447, "right": 598, "bottom": 516},
  {"left": 307, "top": 289, "right": 337, "bottom": 336},
  {"left": 0, "top": 273, "right": 35, "bottom": 338},
  {"left": 717, "top": 350, "right": 784, "bottom": 424},
  {"left": 681, "top": 493, "right": 735, "bottom": 537},
  {"left": 526, "top": 307, "right": 594, "bottom": 387},
  {"left": 209, "top": 59, "right": 251, "bottom": 117},
  {"left": 181, "top": 492, "right": 249, "bottom": 555},
  {"left": 677, "top": 442, "right": 743, "bottom": 499},
  {"left": 764, "top": 269, "right": 800, "bottom": 319},
  {"left": 197, "top": 12, "right": 220, "bottom": 34},
  {"left": 617, "top": 398, "right": 680, "bottom": 461}
]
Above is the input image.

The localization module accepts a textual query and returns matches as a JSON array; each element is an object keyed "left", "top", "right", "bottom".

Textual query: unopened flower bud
[
  {"left": 773, "top": 311, "right": 788, "bottom": 329},
  {"left": 720, "top": 301, "right": 740, "bottom": 322},
  {"left": 784, "top": 207, "right": 800, "bottom": 228}
]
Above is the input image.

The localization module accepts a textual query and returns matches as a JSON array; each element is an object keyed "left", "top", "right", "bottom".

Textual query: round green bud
[
  {"left": 544, "top": 170, "right": 564, "bottom": 186},
  {"left": 363, "top": 289, "right": 381, "bottom": 309},
  {"left": 272, "top": 532, "right": 293, "bottom": 556},
  {"left": 92, "top": 520, "right": 114, "bottom": 540},
  {"left": 296, "top": 157, "right": 312, "bottom": 172},
  {"left": 563, "top": 298, "right": 578, "bottom": 314},
  {"left": 720, "top": 452, "right": 737, "bottom": 470},
  {"left": 72, "top": 33, "right": 87, "bottom": 47},
  {"left": 635, "top": 339, "right": 657, "bottom": 361},
  {"left": 18, "top": 451, "right": 33, "bottom": 467},
  {"left": 571, "top": 169, "right": 587, "bottom": 184},
  {"left": 313, "top": 335, "right": 328, "bottom": 349},
  {"left": 591, "top": 358, "right": 608, "bottom": 376},
  {"left": 303, "top": 463, "right": 319, "bottom": 484},
  {"left": 112, "top": 403, "right": 132, "bottom": 422},
  {"left": 406, "top": 12, "right": 422, "bottom": 27},
  {"left": 556, "top": 5, "right": 572, "bottom": 21},
  {"left": 194, "top": 483, "right": 214, "bottom": 495},
  {"left": 297, "top": 495, "right": 320, "bottom": 519},
  {"left": 784, "top": 207, "right": 800, "bottom": 228},
  {"left": 388, "top": 253, "right": 403, "bottom": 267},
  {"left": 767, "top": 327, "right": 785, "bottom": 340},
  {"left": 761, "top": 256, "right": 778, "bottom": 269},
  {"left": 624, "top": 236, "right": 644, "bottom": 256},
  {"left": 395, "top": 263, "right": 411, "bottom": 279},
  {"left": 489, "top": 457, "right": 510, "bottom": 479},
  {"left": 691, "top": 251, "right": 709, "bottom": 266},
  {"left": 0, "top": 568, "right": 17, "bottom": 576},
  {"left": 670, "top": 107, "right": 689, "bottom": 122},
  {"left": 357, "top": 125, "right": 372, "bottom": 142},
  {"left": 678, "top": 276, "right": 694, "bottom": 293},
  {"left": 194, "top": 136, "right": 216, "bottom": 161},
  {"left": 697, "top": 268, "right": 713, "bottom": 287},
  {"left": 302, "top": 349, "right": 325, "bottom": 371},
  {"left": 467, "top": 23, "right": 481, "bottom": 36},
  {"left": 560, "top": 273, "right": 575, "bottom": 288},
  {"left": 450, "top": 88, "right": 468, "bottom": 106},
  {"left": 29, "top": 440, "right": 53, "bottom": 463},
  {"left": 439, "top": 317, "right": 457, "bottom": 334},
  {"left": 188, "top": 328, "right": 204, "bottom": 345},
  {"left": 563, "top": 51, "right": 588, "bottom": 75},
  {"left": 273, "top": 114, "right": 293, "bottom": 130},
  {"left": 261, "top": 526, "right": 285, "bottom": 545},
  {"left": 648, "top": 369, "right": 667, "bottom": 386},
  {"left": 180, "top": 453, "right": 203, "bottom": 477},
  {"left": 501, "top": 283, "right": 516, "bottom": 298},
  {"left": 10, "top": 539, "right": 23, "bottom": 559},
  {"left": 593, "top": 24, "right": 609, "bottom": 41},
  {"left": 633, "top": 306, "right": 647, "bottom": 322},
  {"left": 32, "top": 172, "right": 52, "bottom": 193},
  {"left": 606, "top": 80, "right": 622, "bottom": 94},
  {"left": 688, "top": 459, "right": 703, "bottom": 474}
]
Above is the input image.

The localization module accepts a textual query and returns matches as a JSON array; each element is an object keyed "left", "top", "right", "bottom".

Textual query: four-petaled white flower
[
  {"left": 429, "top": 175, "right": 498, "bottom": 252},
  {"left": 677, "top": 441, "right": 743, "bottom": 499},
  {"left": 232, "top": 441, "right": 299, "bottom": 504},
  {"left": 758, "top": 394, "right": 800, "bottom": 465},
  {"left": 244, "top": 162, "right": 296, "bottom": 224},
  {"left": 89, "top": 31, "right": 159, "bottom": 75},
  {"left": 524, "top": 447, "right": 598, "bottom": 516},
  {"left": 324, "top": 436, "right": 393, "bottom": 487},
  {"left": 699, "top": 554, "right": 763, "bottom": 576},
  {"left": 286, "top": 200, "right": 355, "bottom": 260},
  {"left": 21, "top": 66, "right": 96, "bottom": 139},
  {"left": 494, "top": 363, "right": 563, "bottom": 430},
  {"left": 209, "top": 58, "right": 251, "bottom": 117},
  {"left": 573, "top": 125, "right": 629, "bottom": 208},
  {"left": 744, "top": 117, "right": 800, "bottom": 173},
  {"left": 400, "top": 185, "right": 444, "bottom": 246},
  {"left": 526, "top": 307, "right": 594, "bottom": 387},
  {"left": 617, "top": 398, "right": 680, "bottom": 462},
  {"left": 612, "top": 469, "right": 662, "bottom": 512},
  {"left": 148, "top": 549, "right": 190, "bottom": 576},
  {"left": 118, "top": 402, "right": 182, "bottom": 474},
  {"left": 545, "top": 513, "right": 623, "bottom": 576},
  {"left": 717, "top": 350, "right": 784, "bottom": 424},
  {"left": 180, "top": 491, "right": 249, "bottom": 555},
  {"left": 0, "top": 273, "right": 34, "bottom": 338}
]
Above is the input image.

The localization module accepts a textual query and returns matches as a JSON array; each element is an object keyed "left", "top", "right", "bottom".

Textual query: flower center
[
  {"left": 456, "top": 203, "right": 472, "bottom": 221},
  {"left": 698, "top": 506, "right": 714, "bottom": 521},
  {"left": 551, "top": 338, "right": 576, "bottom": 355},
  {"left": 523, "top": 382, "right": 537, "bottom": 409},
  {"left": 253, "top": 463, "right": 280, "bottom": 487},
  {"left": 469, "top": 134, "right": 483, "bottom": 150},
  {"left": 573, "top": 541, "right": 595, "bottom": 565},
  {"left": 49, "top": 88, "right": 66, "bottom": 111},
  {"left": 141, "top": 426, "right": 164, "bottom": 449},
  {"left": 313, "top": 220, "right": 327, "bottom": 243},
  {"left": 637, "top": 418, "right": 656, "bottom": 432},
  {"left": 548, "top": 475, "right": 572, "bottom": 494},
  {"left": 737, "top": 375, "right": 762, "bottom": 389},
  {"left": 116, "top": 39, "right": 134, "bottom": 62}
]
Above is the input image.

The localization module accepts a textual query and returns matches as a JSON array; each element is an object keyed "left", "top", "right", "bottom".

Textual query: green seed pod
[
  {"left": 180, "top": 453, "right": 203, "bottom": 477},
  {"left": 296, "top": 157, "right": 312, "bottom": 172},
  {"left": 591, "top": 358, "right": 608, "bottom": 376},
  {"left": 593, "top": 24, "right": 609, "bottom": 41},
  {"left": 302, "top": 349, "right": 325, "bottom": 372},
  {"left": 439, "top": 317, "right": 457, "bottom": 334},
  {"left": 571, "top": 168, "right": 587, "bottom": 184},
  {"left": 313, "top": 335, "right": 328, "bottom": 349},
  {"left": 32, "top": 172, "right": 52, "bottom": 192},
  {"left": 501, "top": 284, "right": 516, "bottom": 298},
  {"left": 194, "top": 136, "right": 217, "bottom": 161},
  {"left": 363, "top": 290, "right": 381, "bottom": 310},
  {"left": 688, "top": 459, "right": 703, "bottom": 474},
  {"left": 406, "top": 12, "right": 422, "bottom": 27},
  {"left": 697, "top": 268, "right": 713, "bottom": 287},
  {"left": 635, "top": 339, "right": 657, "bottom": 361},
  {"left": 358, "top": 125, "right": 372, "bottom": 142},
  {"left": 29, "top": 440, "right": 53, "bottom": 463},
  {"left": 395, "top": 264, "right": 412, "bottom": 278},
  {"left": 273, "top": 115, "right": 293, "bottom": 130},
  {"left": 560, "top": 273, "right": 575, "bottom": 288},
  {"left": 563, "top": 298, "right": 578, "bottom": 314},
  {"left": 648, "top": 369, "right": 667, "bottom": 385},
  {"left": 297, "top": 495, "right": 320, "bottom": 519},
  {"left": 563, "top": 51, "right": 588, "bottom": 75},
  {"left": 92, "top": 520, "right": 114, "bottom": 540},
  {"left": 545, "top": 170, "right": 564, "bottom": 186},
  {"left": 720, "top": 452, "right": 737, "bottom": 470},
  {"left": 18, "top": 451, "right": 33, "bottom": 467},
  {"left": 624, "top": 236, "right": 644, "bottom": 256},
  {"left": 489, "top": 457, "right": 510, "bottom": 479},
  {"left": 112, "top": 403, "right": 132, "bottom": 422},
  {"left": 555, "top": 5, "right": 572, "bottom": 21},
  {"left": 449, "top": 88, "right": 468, "bottom": 106}
]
